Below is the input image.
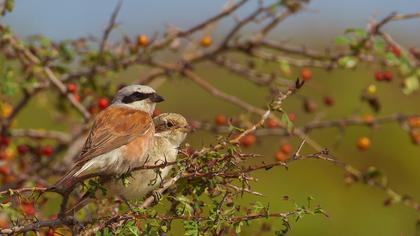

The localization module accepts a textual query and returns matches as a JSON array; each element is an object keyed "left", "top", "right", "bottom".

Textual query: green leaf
[
  {"left": 385, "top": 52, "right": 400, "bottom": 65},
  {"left": 5, "top": 0, "right": 14, "bottom": 12},
  {"left": 373, "top": 38, "right": 385, "bottom": 51},
  {"left": 338, "top": 56, "right": 358, "bottom": 69},
  {"left": 0, "top": 67, "right": 18, "bottom": 96},
  {"left": 335, "top": 35, "right": 350, "bottom": 45},
  {"left": 345, "top": 28, "right": 367, "bottom": 37},
  {"left": 279, "top": 59, "right": 291, "bottom": 75},
  {"left": 251, "top": 201, "right": 264, "bottom": 213},
  {"left": 234, "top": 221, "right": 243, "bottom": 234},
  {"left": 184, "top": 221, "right": 199, "bottom": 236},
  {"left": 402, "top": 76, "right": 419, "bottom": 95},
  {"left": 281, "top": 113, "right": 293, "bottom": 132}
]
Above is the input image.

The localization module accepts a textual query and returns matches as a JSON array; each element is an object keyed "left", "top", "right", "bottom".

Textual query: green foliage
[{"left": 0, "top": 65, "right": 17, "bottom": 96}]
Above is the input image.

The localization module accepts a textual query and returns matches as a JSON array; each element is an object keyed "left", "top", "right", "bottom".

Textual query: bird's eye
[{"left": 166, "top": 121, "right": 174, "bottom": 128}]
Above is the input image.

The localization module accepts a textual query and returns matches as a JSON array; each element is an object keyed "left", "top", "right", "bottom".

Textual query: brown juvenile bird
[{"left": 105, "top": 112, "right": 190, "bottom": 200}]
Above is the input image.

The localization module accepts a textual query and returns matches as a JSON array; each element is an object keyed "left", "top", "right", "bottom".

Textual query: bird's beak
[
  {"left": 180, "top": 124, "right": 193, "bottom": 133},
  {"left": 150, "top": 93, "right": 164, "bottom": 103}
]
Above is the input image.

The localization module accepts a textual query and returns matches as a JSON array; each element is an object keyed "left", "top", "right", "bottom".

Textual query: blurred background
[{"left": 3, "top": 1, "right": 420, "bottom": 235}]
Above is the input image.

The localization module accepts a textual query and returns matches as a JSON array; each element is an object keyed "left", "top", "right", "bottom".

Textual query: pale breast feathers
[{"left": 55, "top": 107, "right": 154, "bottom": 187}]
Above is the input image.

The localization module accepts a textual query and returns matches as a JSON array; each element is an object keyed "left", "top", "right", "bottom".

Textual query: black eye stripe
[{"left": 122, "top": 92, "right": 152, "bottom": 104}]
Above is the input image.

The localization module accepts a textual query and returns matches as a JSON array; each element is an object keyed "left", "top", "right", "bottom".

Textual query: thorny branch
[{"left": 0, "top": 0, "right": 420, "bottom": 235}]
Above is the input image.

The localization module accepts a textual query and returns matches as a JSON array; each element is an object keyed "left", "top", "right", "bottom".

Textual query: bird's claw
[{"left": 152, "top": 190, "right": 162, "bottom": 203}]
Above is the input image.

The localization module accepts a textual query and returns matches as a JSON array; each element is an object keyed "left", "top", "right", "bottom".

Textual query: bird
[
  {"left": 55, "top": 84, "right": 164, "bottom": 190},
  {"left": 66, "top": 113, "right": 190, "bottom": 214},
  {"left": 105, "top": 112, "right": 190, "bottom": 200}
]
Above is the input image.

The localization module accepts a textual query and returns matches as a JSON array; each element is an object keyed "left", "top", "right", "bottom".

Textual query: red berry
[
  {"left": 21, "top": 202, "right": 36, "bottom": 216},
  {"left": 215, "top": 114, "right": 228, "bottom": 126},
  {"left": 357, "top": 136, "right": 371, "bottom": 151},
  {"left": 152, "top": 108, "right": 161, "bottom": 118},
  {"left": 66, "top": 83, "right": 77, "bottom": 93},
  {"left": 300, "top": 68, "right": 312, "bottom": 81},
  {"left": 0, "top": 136, "right": 10, "bottom": 147},
  {"left": 97, "top": 98, "right": 109, "bottom": 110},
  {"left": 303, "top": 99, "right": 317, "bottom": 113},
  {"left": 0, "top": 166, "right": 10, "bottom": 176},
  {"left": 88, "top": 105, "right": 98, "bottom": 115},
  {"left": 266, "top": 118, "right": 279, "bottom": 128},
  {"left": 17, "top": 144, "right": 29, "bottom": 155},
  {"left": 274, "top": 150, "right": 287, "bottom": 162},
  {"left": 407, "top": 117, "right": 420, "bottom": 128},
  {"left": 0, "top": 152, "right": 7, "bottom": 160},
  {"left": 137, "top": 35, "right": 149, "bottom": 47},
  {"left": 280, "top": 143, "right": 292, "bottom": 155},
  {"left": 374, "top": 71, "right": 383, "bottom": 81},
  {"left": 389, "top": 45, "right": 401, "bottom": 57},
  {"left": 323, "top": 96, "right": 335, "bottom": 106},
  {"left": 73, "top": 94, "right": 81, "bottom": 102},
  {"left": 410, "top": 130, "right": 420, "bottom": 145},
  {"left": 287, "top": 113, "right": 296, "bottom": 122},
  {"left": 383, "top": 71, "right": 393, "bottom": 81},
  {"left": 46, "top": 228, "right": 55, "bottom": 236},
  {"left": 239, "top": 134, "right": 256, "bottom": 147},
  {"left": 40, "top": 146, "right": 53, "bottom": 157},
  {"left": 0, "top": 217, "right": 8, "bottom": 229}
]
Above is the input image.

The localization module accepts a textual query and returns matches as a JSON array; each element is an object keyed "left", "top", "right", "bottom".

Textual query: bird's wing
[
  {"left": 56, "top": 106, "right": 153, "bottom": 188},
  {"left": 75, "top": 106, "right": 152, "bottom": 164}
]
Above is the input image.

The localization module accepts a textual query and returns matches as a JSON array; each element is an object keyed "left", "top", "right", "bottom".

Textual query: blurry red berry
[
  {"left": 287, "top": 113, "right": 296, "bottom": 122},
  {"left": 407, "top": 117, "right": 420, "bottom": 128},
  {"left": 200, "top": 36, "right": 212, "bottom": 47},
  {"left": 97, "top": 98, "right": 109, "bottom": 110},
  {"left": 323, "top": 96, "right": 335, "bottom": 106},
  {"left": 46, "top": 228, "right": 55, "bottom": 236},
  {"left": 410, "top": 130, "right": 420, "bottom": 145},
  {"left": 274, "top": 150, "right": 287, "bottom": 162},
  {"left": 0, "top": 136, "right": 10, "bottom": 147},
  {"left": 73, "top": 94, "right": 81, "bottom": 102},
  {"left": 0, "top": 152, "right": 7, "bottom": 160},
  {"left": 215, "top": 114, "right": 228, "bottom": 126},
  {"left": 21, "top": 202, "right": 36, "bottom": 216},
  {"left": 152, "top": 108, "right": 161, "bottom": 117},
  {"left": 374, "top": 71, "right": 383, "bottom": 81},
  {"left": 266, "top": 118, "right": 279, "bottom": 128},
  {"left": 40, "top": 146, "right": 53, "bottom": 157},
  {"left": 300, "top": 68, "right": 312, "bottom": 81},
  {"left": 66, "top": 83, "right": 77, "bottom": 94},
  {"left": 239, "top": 134, "right": 256, "bottom": 147},
  {"left": 17, "top": 144, "right": 29, "bottom": 155},
  {"left": 303, "top": 99, "right": 317, "bottom": 113},
  {"left": 280, "top": 143, "right": 292, "bottom": 155},
  {"left": 88, "top": 105, "right": 98, "bottom": 115},
  {"left": 137, "top": 35, "right": 149, "bottom": 47},
  {"left": 362, "top": 114, "right": 375, "bottom": 125},
  {"left": 383, "top": 71, "right": 393, "bottom": 81},
  {"left": 357, "top": 136, "right": 371, "bottom": 151},
  {"left": 0, "top": 166, "right": 10, "bottom": 176},
  {"left": 389, "top": 45, "right": 401, "bottom": 57},
  {"left": 0, "top": 217, "right": 8, "bottom": 229}
]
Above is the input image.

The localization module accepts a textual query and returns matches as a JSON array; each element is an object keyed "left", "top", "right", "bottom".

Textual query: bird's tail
[
  {"left": 65, "top": 194, "right": 91, "bottom": 216},
  {"left": 54, "top": 166, "right": 80, "bottom": 191}
]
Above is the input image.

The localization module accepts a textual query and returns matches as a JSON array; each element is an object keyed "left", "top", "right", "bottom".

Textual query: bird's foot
[{"left": 152, "top": 190, "right": 162, "bottom": 203}]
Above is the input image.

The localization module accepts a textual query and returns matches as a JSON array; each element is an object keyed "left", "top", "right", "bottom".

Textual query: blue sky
[{"left": 4, "top": 0, "right": 420, "bottom": 46}]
